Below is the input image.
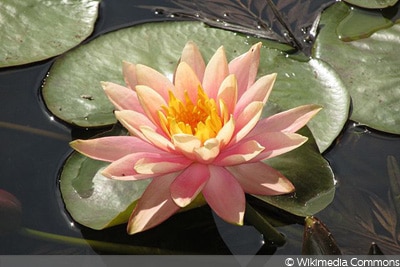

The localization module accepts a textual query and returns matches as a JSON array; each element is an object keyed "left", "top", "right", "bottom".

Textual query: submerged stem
[{"left": 19, "top": 227, "right": 188, "bottom": 254}]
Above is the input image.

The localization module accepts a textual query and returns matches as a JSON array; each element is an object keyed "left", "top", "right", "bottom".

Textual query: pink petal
[
  {"left": 70, "top": 136, "right": 160, "bottom": 162},
  {"left": 215, "top": 115, "right": 235, "bottom": 148},
  {"left": 115, "top": 110, "right": 158, "bottom": 140},
  {"left": 193, "top": 138, "right": 220, "bottom": 164},
  {"left": 230, "top": 101, "right": 264, "bottom": 145},
  {"left": 228, "top": 162, "right": 294, "bottom": 195},
  {"left": 102, "top": 82, "right": 143, "bottom": 112},
  {"left": 217, "top": 74, "right": 237, "bottom": 116},
  {"left": 170, "top": 163, "right": 210, "bottom": 207},
  {"left": 174, "top": 62, "right": 202, "bottom": 103},
  {"left": 127, "top": 173, "right": 180, "bottom": 234},
  {"left": 134, "top": 155, "right": 192, "bottom": 175},
  {"left": 122, "top": 61, "right": 137, "bottom": 89},
  {"left": 139, "top": 126, "right": 175, "bottom": 152},
  {"left": 172, "top": 134, "right": 201, "bottom": 160},
  {"left": 180, "top": 41, "right": 206, "bottom": 82},
  {"left": 229, "top": 42, "right": 261, "bottom": 98},
  {"left": 202, "top": 165, "right": 245, "bottom": 225},
  {"left": 234, "top": 73, "right": 276, "bottom": 117},
  {"left": 249, "top": 104, "right": 322, "bottom": 136},
  {"left": 135, "top": 85, "right": 167, "bottom": 127},
  {"left": 214, "top": 140, "right": 264, "bottom": 166},
  {"left": 102, "top": 152, "right": 167, "bottom": 180},
  {"left": 202, "top": 46, "right": 229, "bottom": 99},
  {"left": 135, "top": 64, "right": 174, "bottom": 101},
  {"left": 249, "top": 132, "right": 308, "bottom": 161}
]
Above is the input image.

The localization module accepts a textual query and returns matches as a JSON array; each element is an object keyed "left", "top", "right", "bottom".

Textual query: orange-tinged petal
[
  {"left": 127, "top": 173, "right": 180, "bottom": 234},
  {"left": 122, "top": 61, "right": 137, "bottom": 89},
  {"left": 174, "top": 62, "right": 202, "bottom": 103},
  {"left": 70, "top": 136, "right": 160, "bottom": 162},
  {"left": 229, "top": 42, "right": 261, "bottom": 98},
  {"left": 134, "top": 156, "right": 192, "bottom": 175},
  {"left": 214, "top": 140, "right": 264, "bottom": 166},
  {"left": 202, "top": 165, "right": 245, "bottom": 225},
  {"left": 136, "top": 85, "right": 167, "bottom": 127},
  {"left": 228, "top": 162, "right": 294, "bottom": 195},
  {"left": 102, "top": 82, "right": 143, "bottom": 112},
  {"left": 202, "top": 46, "right": 229, "bottom": 99},
  {"left": 234, "top": 73, "right": 276, "bottom": 117},
  {"left": 250, "top": 104, "right": 322, "bottom": 135},
  {"left": 230, "top": 101, "right": 264, "bottom": 144},
  {"left": 170, "top": 163, "right": 210, "bottom": 207},
  {"left": 250, "top": 132, "right": 308, "bottom": 161},
  {"left": 217, "top": 74, "right": 237, "bottom": 116},
  {"left": 135, "top": 64, "right": 174, "bottom": 101},
  {"left": 180, "top": 41, "right": 206, "bottom": 81}
]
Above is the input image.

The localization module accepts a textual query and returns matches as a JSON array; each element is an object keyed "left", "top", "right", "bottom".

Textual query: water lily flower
[{"left": 71, "top": 41, "right": 321, "bottom": 235}]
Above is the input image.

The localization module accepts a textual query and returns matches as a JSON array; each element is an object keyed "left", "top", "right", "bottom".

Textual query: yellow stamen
[{"left": 159, "top": 86, "right": 223, "bottom": 144}]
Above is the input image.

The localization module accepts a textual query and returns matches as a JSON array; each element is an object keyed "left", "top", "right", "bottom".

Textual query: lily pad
[
  {"left": 42, "top": 21, "right": 349, "bottom": 152},
  {"left": 314, "top": 2, "right": 400, "bottom": 135},
  {"left": 59, "top": 152, "right": 151, "bottom": 230},
  {"left": 256, "top": 127, "right": 335, "bottom": 216},
  {"left": 343, "top": 0, "right": 398, "bottom": 9},
  {"left": 0, "top": 0, "right": 100, "bottom": 68}
]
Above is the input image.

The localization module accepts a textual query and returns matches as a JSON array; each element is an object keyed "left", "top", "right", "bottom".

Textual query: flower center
[{"left": 159, "top": 85, "right": 223, "bottom": 144}]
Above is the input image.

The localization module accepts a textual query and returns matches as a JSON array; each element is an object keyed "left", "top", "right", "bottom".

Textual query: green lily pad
[
  {"left": 343, "top": 0, "right": 398, "bottom": 9},
  {"left": 256, "top": 127, "right": 335, "bottom": 216},
  {"left": 314, "top": 2, "right": 400, "bottom": 135},
  {"left": 336, "top": 5, "right": 393, "bottom": 41},
  {"left": 42, "top": 21, "right": 349, "bottom": 152},
  {"left": 60, "top": 152, "right": 151, "bottom": 230},
  {"left": 0, "top": 0, "right": 100, "bottom": 68}
]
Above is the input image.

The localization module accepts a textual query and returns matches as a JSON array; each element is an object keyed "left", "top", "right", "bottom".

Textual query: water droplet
[{"left": 154, "top": 8, "right": 164, "bottom": 15}]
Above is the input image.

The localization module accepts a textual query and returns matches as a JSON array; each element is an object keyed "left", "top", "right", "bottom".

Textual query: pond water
[{"left": 0, "top": 0, "right": 400, "bottom": 255}]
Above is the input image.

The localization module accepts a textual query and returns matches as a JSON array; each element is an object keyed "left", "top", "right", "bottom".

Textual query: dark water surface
[{"left": 1, "top": 0, "right": 400, "bottom": 255}]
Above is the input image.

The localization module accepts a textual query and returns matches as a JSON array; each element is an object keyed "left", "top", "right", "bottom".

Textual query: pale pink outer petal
[
  {"left": 228, "top": 42, "right": 261, "bottom": 98},
  {"left": 214, "top": 140, "right": 264, "bottom": 166},
  {"left": 70, "top": 136, "right": 161, "bottom": 162},
  {"left": 248, "top": 104, "right": 322, "bottom": 136},
  {"left": 134, "top": 156, "right": 192, "bottom": 175},
  {"left": 102, "top": 152, "right": 167, "bottom": 180},
  {"left": 115, "top": 110, "right": 158, "bottom": 140},
  {"left": 202, "top": 165, "right": 245, "bottom": 225},
  {"left": 127, "top": 172, "right": 181, "bottom": 234},
  {"left": 230, "top": 101, "right": 264, "bottom": 145},
  {"left": 135, "top": 64, "right": 175, "bottom": 101},
  {"left": 249, "top": 132, "right": 308, "bottom": 161},
  {"left": 102, "top": 82, "right": 143, "bottom": 112},
  {"left": 122, "top": 61, "right": 137, "bottom": 89},
  {"left": 234, "top": 73, "right": 276, "bottom": 117},
  {"left": 227, "top": 162, "right": 294, "bottom": 195},
  {"left": 202, "top": 46, "right": 229, "bottom": 99},
  {"left": 217, "top": 74, "right": 238, "bottom": 116},
  {"left": 170, "top": 163, "right": 210, "bottom": 207},
  {"left": 135, "top": 85, "right": 167, "bottom": 127},
  {"left": 174, "top": 62, "right": 202, "bottom": 103},
  {"left": 180, "top": 41, "right": 206, "bottom": 81}
]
